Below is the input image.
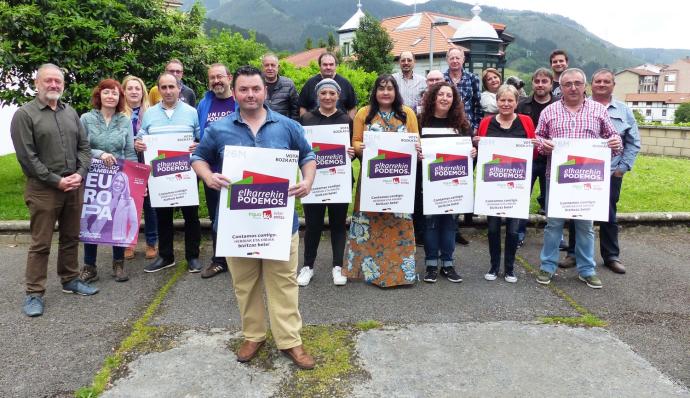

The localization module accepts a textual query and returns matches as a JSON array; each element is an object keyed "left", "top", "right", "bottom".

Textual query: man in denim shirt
[{"left": 191, "top": 66, "right": 317, "bottom": 369}]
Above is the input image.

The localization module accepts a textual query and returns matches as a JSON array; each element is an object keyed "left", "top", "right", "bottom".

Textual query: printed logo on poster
[
  {"left": 367, "top": 149, "right": 412, "bottom": 179},
  {"left": 228, "top": 170, "right": 289, "bottom": 211},
  {"left": 150, "top": 150, "right": 191, "bottom": 177},
  {"left": 428, "top": 153, "right": 469, "bottom": 182},
  {"left": 558, "top": 155, "right": 605, "bottom": 184},
  {"left": 482, "top": 154, "right": 527, "bottom": 182},
  {"left": 312, "top": 142, "right": 347, "bottom": 169}
]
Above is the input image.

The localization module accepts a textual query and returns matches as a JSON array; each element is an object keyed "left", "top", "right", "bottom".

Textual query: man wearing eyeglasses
[
  {"left": 149, "top": 59, "right": 197, "bottom": 106},
  {"left": 196, "top": 63, "right": 236, "bottom": 278},
  {"left": 534, "top": 68, "right": 623, "bottom": 289}
]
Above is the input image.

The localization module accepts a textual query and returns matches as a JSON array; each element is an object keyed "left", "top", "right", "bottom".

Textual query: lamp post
[{"left": 429, "top": 21, "right": 449, "bottom": 70}]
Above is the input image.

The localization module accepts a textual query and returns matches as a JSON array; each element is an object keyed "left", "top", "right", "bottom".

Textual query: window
[
  {"left": 665, "top": 84, "right": 676, "bottom": 92},
  {"left": 342, "top": 43, "right": 350, "bottom": 56},
  {"left": 665, "top": 73, "right": 676, "bottom": 82},
  {"left": 646, "top": 102, "right": 652, "bottom": 106},
  {"left": 662, "top": 109, "right": 667, "bottom": 116},
  {"left": 632, "top": 101, "right": 638, "bottom": 106},
  {"left": 646, "top": 109, "right": 652, "bottom": 116}
]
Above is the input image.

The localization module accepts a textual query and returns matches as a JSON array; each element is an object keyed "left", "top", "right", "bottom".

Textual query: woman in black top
[
  {"left": 418, "top": 82, "right": 475, "bottom": 283},
  {"left": 297, "top": 78, "right": 354, "bottom": 287}
]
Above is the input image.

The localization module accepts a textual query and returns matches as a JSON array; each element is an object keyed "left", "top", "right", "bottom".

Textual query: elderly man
[
  {"left": 535, "top": 68, "right": 622, "bottom": 289},
  {"left": 299, "top": 52, "right": 357, "bottom": 119},
  {"left": 560, "top": 69, "right": 641, "bottom": 274},
  {"left": 196, "top": 63, "right": 236, "bottom": 278},
  {"left": 443, "top": 48, "right": 482, "bottom": 130},
  {"left": 135, "top": 73, "right": 202, "bottom": 274},
  {"left": 262, "top": 53, "right": 299, "bottom": 120},
  {"left": 11, "top": 63, "right": 98, "bottom": 317},
  {"left": 549, "top": 49, "right": 569, "bottom": 99},
  {"left": 392, "top": 51, "right": 426, "bottom": 110},
  {"left": 149, "top": 59, "right": 197, "bottom": 106},
  {"left": 191, "top": 66, "right": 317, "bottom": 370}
]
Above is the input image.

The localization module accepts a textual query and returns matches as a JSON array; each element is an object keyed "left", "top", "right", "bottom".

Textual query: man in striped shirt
[
  {"left": 135, "top": 73, "right": 202, "bottom": 274},
  {"left": 534, "top": 68, "right": 622, "bottom": 289}
]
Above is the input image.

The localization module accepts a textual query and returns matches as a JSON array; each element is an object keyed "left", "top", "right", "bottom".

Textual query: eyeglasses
[
  {"left": 209, "top": 74, "right": 227, "bottom": 81},
  {"left": 562, "top": 81, "right": 585, "bottom": 89},
  {"left": 166, "top": 69, "right": 183, "bottom": 74}
]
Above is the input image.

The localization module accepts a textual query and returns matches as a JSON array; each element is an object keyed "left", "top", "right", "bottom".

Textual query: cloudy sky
[{"left": 394, "top": 0, "right": 689, "bottom": 50}]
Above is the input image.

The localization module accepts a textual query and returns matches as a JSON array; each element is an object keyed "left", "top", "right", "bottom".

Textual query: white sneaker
[
  {"left": 296, "top": 267, "right": 314, "bottom": 287},
  {"left": 484, "top": 272, "right": 498, "bottom": 281},
  {"left": 332, "top": 266, "right": 347, "bottom": 286},
  {"left": 504, "top": 274, "right": 518, "bottom": 283}
]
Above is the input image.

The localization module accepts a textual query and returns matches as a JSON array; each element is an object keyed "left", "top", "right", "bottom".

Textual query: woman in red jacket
[{"left": 476, "top": 84, "right": 535, "bottom": 283}]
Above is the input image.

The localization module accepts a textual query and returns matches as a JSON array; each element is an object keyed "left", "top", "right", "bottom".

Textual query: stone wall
[{"left": 639, "top": 126, "right": 690, "bottom": 157}]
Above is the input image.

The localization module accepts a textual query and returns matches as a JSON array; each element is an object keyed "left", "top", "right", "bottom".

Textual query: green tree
[
  {"left": 304, "top": 37, "right": 313, "bottom": 50},
  {"left": 674, "top": 102, "right": 690, "bottom": 123},
  {"left": 351, "top": 13, "right": 394, "bottom": 75},
  {"left": 0, "top": 0, "right": 209, "bottom": 113},
  {"left": 633, "top": 109, "right": 646, "bottom": 125},
  {"left": 317, "top": 38, "right": 327, "bottom": 48},
  {"left": 327, "top": 31, "right": 337, "bottom": 51},
  {"left": 207, "top": 30, "right": 269, "bottom": 74}
]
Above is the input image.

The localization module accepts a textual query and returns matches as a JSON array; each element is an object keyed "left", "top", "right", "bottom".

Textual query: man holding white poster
[
  {"left": 135, "top": 73, "right": 202, "bottom": 274},
  {"left": 191, "top": 66, "right": 317, "bottom": 370},
  {"left": 534, "top": 68, "right": 622, "bottom": 289}
]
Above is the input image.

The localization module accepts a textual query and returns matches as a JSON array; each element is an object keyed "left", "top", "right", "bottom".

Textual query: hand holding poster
[
  {"left": 547, "top": 139, "right": 611, "bottom": 221},
  {"left": 142, "top": 133, "right": 199, "bottom": 207},
  {"left": 216, "top": 146, "right": 298, "bottom": 261},
  {"left": 301, "top": 124, "right": 352, "bottom": 204},
  {"left": 421, "top": 136, "right": 474, "bottom": 215},
  {"left": 80, "top": 159, "right": 150, "bottom": 247},
  {"left": 474, "top": 137, "right": 534, "bottom": 219},
  {"left": 360, "top": 131, "right": 418, "bottom": 213}
]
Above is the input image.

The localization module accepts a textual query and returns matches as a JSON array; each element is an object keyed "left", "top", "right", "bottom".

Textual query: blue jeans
[
  {"left": 424, "top": 214, "right": 457, "bottom": 267},
  {"left": 84, "top": 244, "right": 124, "bottom": 266},
  {"left": 142, "top": 195, "right": 157, "bottom": 246},
  {"left": 540, "top": 218, "right": 595, "bottom": 277},
  {"left": 487, "top": 216, "right": 519, "bottom": 274}
]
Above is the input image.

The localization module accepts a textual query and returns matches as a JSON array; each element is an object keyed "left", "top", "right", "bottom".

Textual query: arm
[
  {"left": 75, "top": 113, "right": 92, "bottom": 180},
  {"left": 289, "top": 83, "right": 300, "bottom": 121},
  {"left": 352, "top": 107, "right": 367, "bottom": 158},
  {"left": 618, "top": 107, "right": 641, "bottom": 174},
  {"left": 471, "top": 75, "right": 483, "bottom": 129},
  {"left": 10, "top": 109, "right": 62, "bottom": 187}
]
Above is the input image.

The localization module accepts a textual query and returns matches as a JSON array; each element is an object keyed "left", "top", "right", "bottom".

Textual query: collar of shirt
[{"left": 35, "top": 97, "right": 66, "bottom": 111}]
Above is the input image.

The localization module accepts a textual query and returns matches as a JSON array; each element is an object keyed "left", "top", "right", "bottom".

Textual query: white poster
[
  {"left": 474, "top": 137, "right": 534, "bottom": 219},
  {"left": 547, "top": 139, "right": 611, "bottom": 221},
  {"left": 300, "top": 124, "right": 352, "bottom": 204},
  {"left": 360, "top": 131, "right": 417, "bottom": 213},
  {"left": 421, "top": 136, "right": 474, "bottom": 215},
  {"left": 216, "top": 146, "right": 298, "bottom": 261},
  {"left": 142, "top": 133, "right": 199, "bottom": 207}
]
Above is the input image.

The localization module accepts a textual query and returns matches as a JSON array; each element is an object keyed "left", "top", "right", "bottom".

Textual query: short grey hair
[
  {"left": 261, "top": 53, "right": 279, "bottom": 64},
  {"left": 36, "top": 63, "right": 64, "bottom": 80},
  {"left": 496, "top": 84, "right": 519, "bottom": 102},
  {"left": 592, "top": 68, "right": 615, "bottom": 83},
  {"left": 559, "top": 68, "right": 587, "bottom": 85},
  {"left": 157, "top": 72, "right": 181, "bottom": 88}
]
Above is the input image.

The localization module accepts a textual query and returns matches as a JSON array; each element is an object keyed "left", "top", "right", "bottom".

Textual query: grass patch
[
  {"left": 516, "top": 256, "right": 608, "bottom": 328},
  {"left": 1, "top": 154, "right": 688, "bottom": 221},
  {"left": 75, "top": 261, "right": 188, "bottom": 398},
  {"left": 354, "top": 319, "right": 383, "bottom": 331}
]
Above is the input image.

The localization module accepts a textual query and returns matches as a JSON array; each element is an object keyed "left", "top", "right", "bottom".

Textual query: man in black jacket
[{"left": 262, "top": 53, "right": 300, "bottom": 120}]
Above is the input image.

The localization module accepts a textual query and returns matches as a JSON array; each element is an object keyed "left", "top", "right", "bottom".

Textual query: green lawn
[{"left": 0, "top": 153, "right": 687, "bottom": 220}]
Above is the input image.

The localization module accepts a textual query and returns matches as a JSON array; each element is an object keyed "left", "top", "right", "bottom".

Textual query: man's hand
[
  {"left": 607, "top": 135, "right": 623, "bottom": 151},
  {"left": 188, "top": 142, "right": 198, "bottom": 153},
  {"left": 470, "top": 147, "right": 477, "bottom": 158},
  {"left": 539, "top": 139, "right": 554, "bottom": 154},
  {"left": 204, "top": 173, "right": 231, "bottom": 191},
  {"left": 59, "top": 174, "right": 83, "bottom": 192},
  {"left": 613, "top": 169, "right": 625, "bottom": 178},
  {"left": 134, "top": 140, "right": 146, "bottom": 152},
  {"left": 288, "top": 179, "right": 313, "bottom": 198}
]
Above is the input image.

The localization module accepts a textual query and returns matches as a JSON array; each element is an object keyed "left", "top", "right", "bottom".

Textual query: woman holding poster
[
  {"left": 345, "top": 75, "right": 419, "bottom": 288},
  {"left": 418, "top": 82, "right": 475, "bottom": 284},
  {"left": 297, "top": 79, "right": 355, "bottom": 287},
  {"left": 80, "top": 79, "right": 137, "bottom": 283},
  {"left": 476, "top": 85, "right": 536, "bottom": 283},
  {"left": 122, "top": 75, "right": 158, "bottom": 261}
]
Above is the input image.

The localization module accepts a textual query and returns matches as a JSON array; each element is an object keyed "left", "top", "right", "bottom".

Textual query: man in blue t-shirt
[{"left": 197, "top": 63, "right": 236, "bottom": 279}]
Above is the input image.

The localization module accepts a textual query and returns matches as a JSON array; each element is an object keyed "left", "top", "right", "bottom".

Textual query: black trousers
[
  {"left": 156, "top": 205, "right": 200, "bottom": 262},
  {"left": 302, "top": 203, "right": 349, "bottom": 268}
]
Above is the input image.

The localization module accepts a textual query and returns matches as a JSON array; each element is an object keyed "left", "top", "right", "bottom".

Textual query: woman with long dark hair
[
  {"left": 418, "top": 82, "right": 475, "bottom": 283},
  {"left": 345, "top": 74, "right": 420, "bottom": 288}
]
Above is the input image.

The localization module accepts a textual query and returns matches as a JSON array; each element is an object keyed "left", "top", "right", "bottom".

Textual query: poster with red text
[
  {"left": 79, "top": 159, "right": 150, "bottom": 247},
  {"left": 142, "top": 133, "right": 199, "bottom": 207},
  {"left": 300, "top": 124, "right": 352, "bottom": 204}
]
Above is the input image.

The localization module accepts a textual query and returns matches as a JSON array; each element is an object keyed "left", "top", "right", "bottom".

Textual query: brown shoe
[
  {"left": 112, "top": 260, "right": 129, "bottom": 282},
  {"left": 605, "top": 259, "right": 626, "bottom": 274},
  {"left": 236, "top": 340, "right": 265, "bottom": 362},
  {"left": 124, "top": 247, "right": 135, "bottom": 260},
  {"left": 281, "top": 344, "right": 315, "bottom": 370},
  {"left": 200, "top": 261, "right": 228, "bottom": 279},
  {"left": 145, "top": 244, "right": 158, "bottom": 259},
  {"left": 80, "top": 264, "right": 99, "bottom": 283},
  {"left": 558, "top": 255, "right": 576, "bottom": 269}
]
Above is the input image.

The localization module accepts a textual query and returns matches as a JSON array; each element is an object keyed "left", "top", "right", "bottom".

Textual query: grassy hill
[{"left": 184, "top": 0, "right": 687, "bottom": 73}]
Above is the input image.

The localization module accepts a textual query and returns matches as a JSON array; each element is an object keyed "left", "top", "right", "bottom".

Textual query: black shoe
[
  {"left": 144, "top": 257, "right": 176, "bottom": 273},
  {"left": 440, "top": 266, "right": 463, "bottom": 283},
  {"left": 517, "top": 240, "right": 524, "bottom": 248},
  {"left": 455, "top": 233, "right": 470, "bottom": 246},
  {"left": 187, "top": 258, "right": 202, "bottom": 273},
  {"left": 423, "top": 267, "right": 438, "bottom": 283},
  {"left": 415, "top": 236, "right": 424, "bottom": 247},
  {"left": 558, "top": 239, "right": 569, "bottom": 251}
]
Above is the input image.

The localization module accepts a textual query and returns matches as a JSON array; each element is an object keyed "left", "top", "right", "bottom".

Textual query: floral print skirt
[{"left": 344, "top": 211, "right": 417, "bottom": 287}]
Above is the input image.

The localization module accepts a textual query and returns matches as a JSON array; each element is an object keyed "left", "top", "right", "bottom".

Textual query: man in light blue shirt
[
  {"left": 135, "top": 73, "right": 202, "bottom": 274},
  {"left": 191, "top": 66, "right": 316, "bottom": 370}
]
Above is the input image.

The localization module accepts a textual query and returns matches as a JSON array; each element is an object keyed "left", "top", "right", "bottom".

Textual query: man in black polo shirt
[{"left": 299, "top": 52, "right": 357, "bottom": 119}]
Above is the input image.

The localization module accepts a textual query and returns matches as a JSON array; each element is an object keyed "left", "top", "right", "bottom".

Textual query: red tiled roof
[
  {"left": 625, "top": 93, "right": 690, "bottom": 104},
  {"left": 284, "top": 48, "right": 328, "bottom": 68}
]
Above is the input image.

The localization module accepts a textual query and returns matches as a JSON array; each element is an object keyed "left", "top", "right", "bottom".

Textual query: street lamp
[{"left": 429, "top": 21, "right": 449, "bottom": 70}]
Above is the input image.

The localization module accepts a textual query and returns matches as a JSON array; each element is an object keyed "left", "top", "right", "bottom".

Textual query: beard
[{"left": 44, "top": 90, "right": 63, "bottom": 101}]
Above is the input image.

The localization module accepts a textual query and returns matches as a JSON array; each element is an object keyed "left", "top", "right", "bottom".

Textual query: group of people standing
[{"left": 10, "top": 45, "right": 639, "bottom": 370}]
